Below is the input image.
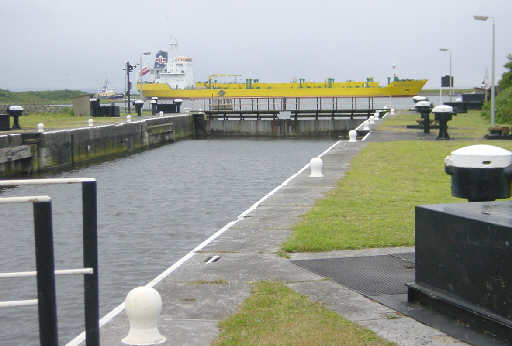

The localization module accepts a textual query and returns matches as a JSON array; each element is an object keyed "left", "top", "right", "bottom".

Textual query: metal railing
[{"left": 0, "top": 178, "right": 99, "bottom": 346}]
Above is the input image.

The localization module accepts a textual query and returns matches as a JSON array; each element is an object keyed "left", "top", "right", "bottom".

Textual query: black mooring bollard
[
  {"left": 151, "top": 97, "right": 158, "bottom": 115},
  {"left": 133, "top": 100, "right": 144, "bottom": 117},
  {"left": 433, "top": 105, "right": 454, "bottom": 140},
  {"left": 89, "top": 98, "right": 100, "bottom": 117},
  {"left": 7, "top": 105, "right": 24, "bottom": 130},
  {"left": 174, "top": 99, "right": 183, "bottom": 113},
  {"left": 414, "top": 101, "right": 432, "bottom": 134}
]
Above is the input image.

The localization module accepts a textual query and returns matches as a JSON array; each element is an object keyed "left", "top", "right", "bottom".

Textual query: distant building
[{"left": 71, "top": 94, "right": 91, "bottom": 116}]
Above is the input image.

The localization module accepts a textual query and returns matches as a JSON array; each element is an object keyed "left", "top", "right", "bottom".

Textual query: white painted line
[
  {"left": 361, "top": 132, "right": 371, "bottom": 141},
  {"left": 66, "top": 139, "right": 342, "bottom": 346}
]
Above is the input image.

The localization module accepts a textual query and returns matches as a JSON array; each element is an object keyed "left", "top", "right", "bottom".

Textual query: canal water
[{"left": 0, "top": 138, "right": 334, "bottom": 345}]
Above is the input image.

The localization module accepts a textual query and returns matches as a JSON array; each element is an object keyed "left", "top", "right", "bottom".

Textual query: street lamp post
[
  {"left": 474, "top": 15, "right": 496, "bottom": 128},
  {"left": 439, "top": 48, "right": 453, "bottom": 102},
  {"left": 138, "top": 51, "right": 152, "bottom": 84}
]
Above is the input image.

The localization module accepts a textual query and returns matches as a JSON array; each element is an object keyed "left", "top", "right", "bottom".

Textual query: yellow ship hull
[{"left": 138, "top": 79, "right": 427, "bottom": 99}]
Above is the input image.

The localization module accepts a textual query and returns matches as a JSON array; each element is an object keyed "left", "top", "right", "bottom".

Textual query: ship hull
[{"left": 138, "top": 80, "right": 427, "bottom": 99}]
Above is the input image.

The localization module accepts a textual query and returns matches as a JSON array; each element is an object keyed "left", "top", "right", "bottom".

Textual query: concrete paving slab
[
  {"left": 358, "top": 317, "right": 464, "bottom": 346},
  {"left": 164, "top": 253, "right": 321, "bottom": 284},
  {"left": 289, "top": 247, "right": 415, "bottom": 261},
  {"left": 287, "top": 279, "right": 393, "bottom": 321},
  {"left": 201, "top": 226, "right": 292, "bottom": 253}
]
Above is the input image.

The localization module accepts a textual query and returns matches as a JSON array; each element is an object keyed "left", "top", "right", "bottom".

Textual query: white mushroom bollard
[
  {"left": 391, "top": 108, "right": 395, "bottom": 115},
  {"left": 369, "top": 115, "right": 375, "bottom": 125},
  {"left": 88, "top": 118, "right": 94, "bottom": 127},
  {"left": 159, "top": 111, "right": 164, "bottom": 117},
  {"left": 122, "top": 286, "right": 166, "bottom": 345},
  {"left": 309, "top": 157, "right": 324, "bottom": 177},
  {"left": 348, "top": 130, "right": 357, "bottom": 142},
  {"left": 127, "top": 115, "right": 132, "bottom": 123},
  {"left": 37, "top": 123, "right": 44, "bottom": 133}
]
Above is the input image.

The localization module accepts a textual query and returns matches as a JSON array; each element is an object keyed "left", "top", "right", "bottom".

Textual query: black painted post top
[{"left": 445, "top": 144, "right": 512, "bottom": 201}]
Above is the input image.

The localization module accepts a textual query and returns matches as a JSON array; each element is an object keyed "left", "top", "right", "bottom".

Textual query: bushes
[
  {"left": 481, "top": 87, "right": 512, "bottom": 123},
  {"left": 481, "top": 53, "right": 512, "bottom": 123}
]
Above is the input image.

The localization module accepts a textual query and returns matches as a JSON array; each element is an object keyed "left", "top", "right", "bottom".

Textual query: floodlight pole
[
  {"left": 491, "top": 17, "right": 495, "bottom": 128},
  {"left": 474, "top": 15, "right": 496, "bottom": 127}
]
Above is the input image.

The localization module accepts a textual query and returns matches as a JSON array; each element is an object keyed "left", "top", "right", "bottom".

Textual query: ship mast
[{"left": 167, "top": 37, "right": 178, "bottom": 73}]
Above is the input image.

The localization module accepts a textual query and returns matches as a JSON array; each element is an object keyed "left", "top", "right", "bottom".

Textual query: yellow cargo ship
[
  {"left": 137, "top": 40, "right": 427, "bottom": 99},
  {"left": 139, "top": 78, "right": 427, "bottom": 99}
]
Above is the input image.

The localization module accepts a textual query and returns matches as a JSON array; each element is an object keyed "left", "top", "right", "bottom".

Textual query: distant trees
[{"left": 0, "top": 89, "right": 88, "bottom": 104}]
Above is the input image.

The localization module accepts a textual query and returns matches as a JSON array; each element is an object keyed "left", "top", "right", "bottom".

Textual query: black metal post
[
  {"left": 82, "top": 181, "right": 100, "bottom": 346},
  {"left": 126, "top": 62, "right": 131, "bottom": 113},
  {"left": 33, "top": 200, "right": 58, "bottom": 346}
]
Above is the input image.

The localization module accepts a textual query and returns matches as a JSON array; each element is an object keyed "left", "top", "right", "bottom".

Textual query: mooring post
[
  {"left": 82, "top": 180, "right": 100, "bottom": 346},
  {"left": 33, "top": 199, "right": 58, "bottom": 346}
]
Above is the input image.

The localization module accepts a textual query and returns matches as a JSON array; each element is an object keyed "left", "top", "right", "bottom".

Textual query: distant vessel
[
  {"left": 138, "top": 40, "right": 427, "bottom": 99},
  {"left": 96, "top": 79, "right": 123, "bottom": 99}
]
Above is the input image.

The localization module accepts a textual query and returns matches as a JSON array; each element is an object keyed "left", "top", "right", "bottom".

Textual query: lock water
[{"left": 0, "top": 137, "right": 333, "bottom": 345}]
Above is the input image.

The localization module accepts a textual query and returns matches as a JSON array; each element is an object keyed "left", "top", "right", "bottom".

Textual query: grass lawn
[
  {"left": 213, "top": 281, "right": 394, "bottom": 346},
  {"left": 282, "top": 110, "right": 512, "bottom": 252},
  {"left": 7, "top": 111, "right": 154, "bottom": 131}
]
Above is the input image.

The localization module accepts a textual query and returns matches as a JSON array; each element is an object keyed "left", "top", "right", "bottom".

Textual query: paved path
[{"left": 84, "top": 116, "right": 467, "bottom": 346}]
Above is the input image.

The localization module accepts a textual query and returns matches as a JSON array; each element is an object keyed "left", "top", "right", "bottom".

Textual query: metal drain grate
[{"left": 292, "top": 253, "right": 415, "bottom": 297}]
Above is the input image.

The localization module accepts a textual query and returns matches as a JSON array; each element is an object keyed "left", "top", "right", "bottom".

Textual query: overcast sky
[{"left": 1, "top": 0, "right": 510, "bottom": 91}]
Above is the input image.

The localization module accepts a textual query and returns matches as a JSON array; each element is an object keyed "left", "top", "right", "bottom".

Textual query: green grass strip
[
  {"left": 213, "top": 281, "right": 394, "bottom": 346},
  {"left": 283, "top": 111, "right": 512, "bottom": 252}
]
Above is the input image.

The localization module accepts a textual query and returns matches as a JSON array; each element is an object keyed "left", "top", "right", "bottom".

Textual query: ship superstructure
[{"left": 150, "top": 38, "right": 194, "bottom": 90}]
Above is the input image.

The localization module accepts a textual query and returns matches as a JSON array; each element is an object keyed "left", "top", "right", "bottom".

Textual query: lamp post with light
[
  {"left": 439, "top": 48, "right": 453, "bottom": 102},
  {"left": 474, "top": 15, "right": 495, "bottom": 128}
]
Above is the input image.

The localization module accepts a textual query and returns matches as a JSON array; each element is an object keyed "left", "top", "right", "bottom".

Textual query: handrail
[
  {"left": 0, "top": 178, "right": 96, "bottom": 186},
  {"left": 0, "top": 178, "right": 100, "bottom": 346},
  {"left": 0, "top": 268, "right": 93, "bottom": 279}
]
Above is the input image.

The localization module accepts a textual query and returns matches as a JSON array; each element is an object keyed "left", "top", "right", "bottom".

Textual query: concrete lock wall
[
  {"left": 0, "top": 114, "right": 358, "bottom": 177},
  {"left": 206, "top": 119, "right": 363, "bottom": 137},
  {"left": 0, "top": 114, "right": 194, "bottom": 177}
]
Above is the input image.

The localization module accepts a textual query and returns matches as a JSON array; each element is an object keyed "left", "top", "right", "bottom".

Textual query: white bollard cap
[
  {"left": 349, "top": 130, "right": 357, "bottom": 142},
  {"left": 88, "top": 118, "right": 94, "bottom": 127},
  {"left": 127, "top": 115, "right": 132, "bottom": 123},
  {"left": 37, "top": 123, "right": 44, "bottom": 133},
  {"left": 159, "top": 111, "right": 164, "bottom": 117},
  {"left": 122, "top": 287, "right": 166, "bottom": 345},
  {"left": 369, "top": 116, "right": 375, "bottom": 125},
  {"left": 309, "top": 157, "right": 324, "bottom": 177}
]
